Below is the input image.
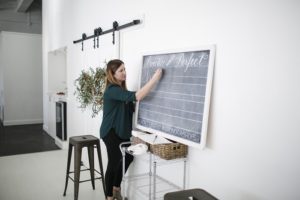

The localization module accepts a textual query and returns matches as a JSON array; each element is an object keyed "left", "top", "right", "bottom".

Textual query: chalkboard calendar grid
[{"left": 135, "top": 46, "right": 215, "bottom": 149}]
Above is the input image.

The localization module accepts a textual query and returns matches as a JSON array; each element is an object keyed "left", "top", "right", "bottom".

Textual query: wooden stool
[{"left": 63, "top": 135, "right": 106, "bottom": 200}]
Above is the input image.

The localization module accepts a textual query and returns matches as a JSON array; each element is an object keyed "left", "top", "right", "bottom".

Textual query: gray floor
[
  {"left": 0, "top": 124, "right": 60, "bottom": 157},
  {"left": 0, "top": 150, "right": 106, "bottom": 200}
]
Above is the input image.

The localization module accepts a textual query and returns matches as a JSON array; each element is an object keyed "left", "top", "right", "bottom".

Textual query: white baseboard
[
  {"left": 55, "top": 138, "right": 68, "bottom": 149},
  {"left": 43, "top": 124, "right": 49, "bottom": 132},
  {"left": 3, "top": 119, "right": 43, "bottom": 126},
  {"left": 43, "top": 125, "right": 56, "bottom": 140}
]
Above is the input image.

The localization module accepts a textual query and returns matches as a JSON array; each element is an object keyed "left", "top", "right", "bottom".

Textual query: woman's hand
[{"left": 151, "top": 68, "right": 163, "bottom": 82}]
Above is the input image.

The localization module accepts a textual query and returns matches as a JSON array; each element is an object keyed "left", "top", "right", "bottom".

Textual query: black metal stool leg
[
  {"left": 96, "top": 142, "right": 106, "bottom": 198},
  {"left": 63, "top": 143, "right": 73, "bottom": 196},
  {"left": 88, "top": 145, "right": 95, "bottom": 190},
  {"left": 64, "top": 135, "right": 106, "bottom": 200},
  {"left": 74, "top": 145, "right": 82, "bottom": 200}
]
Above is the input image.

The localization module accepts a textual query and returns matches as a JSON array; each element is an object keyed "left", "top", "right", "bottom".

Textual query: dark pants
[{"left": 102, "top": 129, "right": 134, "bottom": 197}]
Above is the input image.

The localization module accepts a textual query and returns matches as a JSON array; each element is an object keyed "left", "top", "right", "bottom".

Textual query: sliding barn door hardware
[{"left": 73, "top": 19, "right": 141, "bottom": 51}]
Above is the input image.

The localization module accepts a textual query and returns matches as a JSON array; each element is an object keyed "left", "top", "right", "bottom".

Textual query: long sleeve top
[{"left": 100, "top": 84, "right": 136, "bottom": 139}]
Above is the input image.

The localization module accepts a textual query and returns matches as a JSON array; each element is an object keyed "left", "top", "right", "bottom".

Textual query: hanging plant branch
[{"left": 74, "top": 67, "right": 106, "bottom": 117}]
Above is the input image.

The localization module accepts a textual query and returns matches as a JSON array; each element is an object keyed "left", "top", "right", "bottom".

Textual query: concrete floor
[{"left": 0, "top": 150, "right": 106, "bottom": 200}]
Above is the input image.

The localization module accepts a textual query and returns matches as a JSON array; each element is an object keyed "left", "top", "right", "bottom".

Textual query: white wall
[
  {"left": 2, "top": 32, "right": 43, "bottom": 125},
  {"left": 0, "top": 33, "right": 4, "bottom": 122},
  {"left": 43, "top": 0, "right": 300, "bottom": 199}
]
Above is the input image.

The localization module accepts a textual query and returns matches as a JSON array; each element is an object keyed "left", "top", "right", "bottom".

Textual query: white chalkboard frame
[{"left": 134, "top": 45, "right": 216, "bottom": 149}]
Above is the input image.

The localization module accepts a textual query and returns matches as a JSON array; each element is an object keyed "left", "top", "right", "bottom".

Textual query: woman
[{"left": 100, "top": 59, "right": 162, "bottom": 200}]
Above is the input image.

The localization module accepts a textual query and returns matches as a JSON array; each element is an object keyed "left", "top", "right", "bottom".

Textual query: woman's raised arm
[{"left": 135, "top": 68, "right": 162, "bottom": 101}]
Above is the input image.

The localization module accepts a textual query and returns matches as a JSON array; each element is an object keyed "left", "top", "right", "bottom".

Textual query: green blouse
[{"left": 100, "top": 84, "right": 136, "bottom": 139}]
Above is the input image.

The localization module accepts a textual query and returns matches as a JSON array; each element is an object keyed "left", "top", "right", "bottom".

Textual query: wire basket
[{"left": 132, "top": 136, "right": 188, "bottom": 160}]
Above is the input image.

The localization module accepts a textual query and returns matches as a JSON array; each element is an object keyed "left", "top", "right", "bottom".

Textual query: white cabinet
[
  {"left": 47, "top": 94, "right": 56, "bottom": 139},
  {"left": 45, "top": 93, "right": 68, "bottom": 149},
  {"left": 45, "top": 47, "right": 68, "bottom": 148}
]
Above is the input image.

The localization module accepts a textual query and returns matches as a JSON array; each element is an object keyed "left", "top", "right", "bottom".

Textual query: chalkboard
[{"left": 135, "top": 46, "right": 215, "bottom": 149}]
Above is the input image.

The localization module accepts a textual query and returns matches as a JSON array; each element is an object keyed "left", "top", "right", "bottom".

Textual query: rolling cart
[{"left": 119, "top": 141, "right": 187, "bottom": 200}]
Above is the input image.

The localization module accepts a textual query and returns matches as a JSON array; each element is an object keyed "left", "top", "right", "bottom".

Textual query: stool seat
[
  {"left": 164, "top": 188, "right": 217, "bottom": 200},
  {"left": 69, "top": 135, "right": 99, "bottom": 146},
  {"left": 63, "top": 135, "right": 106, "bottom": 200}
]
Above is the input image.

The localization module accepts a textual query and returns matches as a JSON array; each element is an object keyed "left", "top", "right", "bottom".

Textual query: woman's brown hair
[{"left": 105, "top": 59, "right": 127, "bottom": 89}]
